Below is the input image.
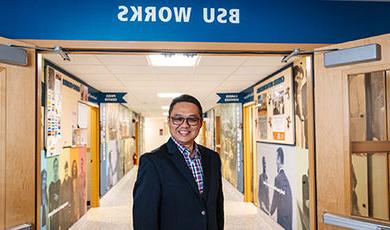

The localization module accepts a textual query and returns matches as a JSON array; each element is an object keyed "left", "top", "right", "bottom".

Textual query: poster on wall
[
  {"left": 215, "top": 104, "right": 243, "bottom": 192},
  {"left": 254, "top": 67, "right": 295, "bottom": 145},
  {"left": 205, "top": 109, "right": 215, "bottom": 150},
  {"left": 256, "top": 143, "right": 309, "bottom": 230},
  {"left": 46, "top": 66, "right": 63, "bottom": 157}
]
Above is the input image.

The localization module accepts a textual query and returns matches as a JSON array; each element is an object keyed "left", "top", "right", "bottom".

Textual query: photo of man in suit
[
  {"left": 258, "top": 156, "right": 270, "bottom": 213},
  {"left": 270, "top": 147, "right": 292, "bottom": 230},
  {"left": 133, "top": 94, "right": 224, "bottom": 230}
]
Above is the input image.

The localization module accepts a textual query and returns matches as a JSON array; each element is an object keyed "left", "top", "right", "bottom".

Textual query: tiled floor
[{"left": 70, "top": 168, "right": 275, "bottom": 230}]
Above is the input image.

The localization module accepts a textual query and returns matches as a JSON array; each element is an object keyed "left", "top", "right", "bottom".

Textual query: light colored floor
[{"left": 70, "top": 167, "right": 275, "bottom": 230}]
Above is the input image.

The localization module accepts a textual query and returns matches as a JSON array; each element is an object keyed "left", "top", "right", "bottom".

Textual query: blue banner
[
  {"left": 217, "top": 93, "right": 244, "bottom": 104},
  {"left": 94, "top": 92, "right": 127, "bottom": 103},
  {"left": 1, "top": 1, "right": 390, "bottom": 44}
]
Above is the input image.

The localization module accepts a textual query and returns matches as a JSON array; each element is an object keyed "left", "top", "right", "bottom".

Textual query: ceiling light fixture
[
  {"left": 157, "top": 93, "right": 183, "bottom": 98},
  {"left": 147, "top": 53, "right": 199, "bottom": 67},
  {"left": 161, "top": 105, "right": 169, "bottom": 110}
]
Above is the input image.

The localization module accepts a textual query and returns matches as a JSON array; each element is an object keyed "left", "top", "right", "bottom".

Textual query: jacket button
[{"left": 201, "top": 211, "right": 206, "bottom": 216}]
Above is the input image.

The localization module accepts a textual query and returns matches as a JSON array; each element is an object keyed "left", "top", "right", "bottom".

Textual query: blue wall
[{"left": 1, "top": 1, "right": 390, "bottom": 43}]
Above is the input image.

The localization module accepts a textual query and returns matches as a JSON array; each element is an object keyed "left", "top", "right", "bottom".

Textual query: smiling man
[{"left": 133, "top": 94, "right": 224, "bottom": 230}]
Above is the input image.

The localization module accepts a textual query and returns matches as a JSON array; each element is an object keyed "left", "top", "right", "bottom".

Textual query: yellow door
[
  {"left": 243, "top": 104, "right": 255, "bottom": 202},
  {"left": 89, "top": 106, "right": 100, "bottom": 207}
]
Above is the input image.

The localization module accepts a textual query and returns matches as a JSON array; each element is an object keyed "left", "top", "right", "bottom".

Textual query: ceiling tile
[
  {"left": 65, "top": 65, "right": 110, "bottom": 74},
  {"left": 192, "top": 74, "right": 229, "bottom": 81},
  {"left": 152, "top": 67, "right": 194, "bottom": 75},
  {"left": 194, "top": 66, "right": 237, "bottom": 75},
  {"left": 243, "top": 56, "right": 285, "bottom": 66},
  {"left": 198, "top": 55, "right": 247, "bottom": 66},
  {"left": 233, "top": 66, "right": 277, "bottom": 75},
  {"left": 216, "top": 80, "right": 251, "bottom": 92},
  {"left": 115, "top": 74, "right": 156, "bottom": 81},
  {"left": 96, "top": 54, "right": 148, "bottom": 66},
  {"left": 107, "top": 65, "right": 153, "bottom": 74}
]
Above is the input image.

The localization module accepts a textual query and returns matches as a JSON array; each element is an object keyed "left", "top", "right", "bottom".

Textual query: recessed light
[
  {"left": 147, "top": 54, "right": 200, "bottom": 67},
  {"left": 157, "top": 93, "right": 183, "bottom": 98}
]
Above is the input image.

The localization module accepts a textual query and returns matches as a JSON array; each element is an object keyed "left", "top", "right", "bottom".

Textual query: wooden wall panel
[
  {"left": 314, "top": 33, "right": 390, "bottom": 229},
  {"left": 0, "top": 67, "right": 6, "bottom": 230},
  {"left": 23, "top": 39, "right": 326, "bottom": 53},
  {"left": 0, "top": 37, "right": 36, "bottom": 228}
]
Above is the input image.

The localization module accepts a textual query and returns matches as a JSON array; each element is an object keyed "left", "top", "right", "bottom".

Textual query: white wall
[{"left": 144, "top": 117, "right": 170, "bottom": 153}]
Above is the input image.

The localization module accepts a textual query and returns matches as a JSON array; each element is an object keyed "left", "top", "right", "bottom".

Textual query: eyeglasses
[{"left": 169, "top": 116, "right": 201, "bottom": 126}]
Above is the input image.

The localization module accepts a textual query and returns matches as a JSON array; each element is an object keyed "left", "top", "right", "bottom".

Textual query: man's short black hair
[
  {"left": 277, "top": 147, "right": 284, "bottom": 164},
  {"left": 169, "top": 94, "right": 203, "bottom": 118}
]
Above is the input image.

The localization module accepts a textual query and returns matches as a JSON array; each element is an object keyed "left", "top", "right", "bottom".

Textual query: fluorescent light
[
  {"left": 147, "top": 54, "right": 199, "bottom": 67},
  {"left": 157, "top": 93, "right": 183, "bottom": 98},
  {"left": 161, "top": 105, "right": 169, "bottom": 110}
]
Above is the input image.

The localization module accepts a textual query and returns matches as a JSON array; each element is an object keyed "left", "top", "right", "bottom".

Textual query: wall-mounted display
[
  {"left": 46, "top": 66, "right": 63, "bottom": 157},
  {"left": 100, "top": 103, "right": 137, "bottom": 196},
  {"left": 256, "top": 143, "right": 309, "bottom": 230},
  {"left": 254, "top": 67, "right": 295, "bottom": 145}
]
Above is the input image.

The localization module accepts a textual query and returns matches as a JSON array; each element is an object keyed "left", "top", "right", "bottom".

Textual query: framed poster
[
  {"left": 45, "top": 66, "right": 63, "bottom": 157},
  {"left": 254, "top": 66, "right": 295, "bottom": 145}
]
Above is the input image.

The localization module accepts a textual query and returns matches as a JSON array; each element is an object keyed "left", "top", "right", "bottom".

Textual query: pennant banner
[
  {"left": 217, "top": 93, "right": 245, "bottom": 104},
  {"left": 93, "top": 92, "right": 127, "bottom": 104}
]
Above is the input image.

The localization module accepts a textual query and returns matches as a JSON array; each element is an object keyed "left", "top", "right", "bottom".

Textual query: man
[
  {"left": 60, "top": 161, "right": 72, "bottom": 229},
  {"left": 258, "top": 156, "right": 269, "bottom": 213},
  {"left": 133, "top": 94, "right": 224, "bottom": 230},
  {"left": 49, "top": 158, "right": 60, "bottom": 230},
  {"left": 269, "top": 147, "right": 292, "bottom": 230}
]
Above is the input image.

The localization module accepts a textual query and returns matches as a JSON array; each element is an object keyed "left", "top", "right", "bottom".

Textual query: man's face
[{"left": 168, "top": 102, "right": 202, "bottom": 147}]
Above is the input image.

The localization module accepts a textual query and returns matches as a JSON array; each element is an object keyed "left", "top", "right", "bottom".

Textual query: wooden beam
[{"left": 351, "top": 141, "right": 390, "bottom": 153}]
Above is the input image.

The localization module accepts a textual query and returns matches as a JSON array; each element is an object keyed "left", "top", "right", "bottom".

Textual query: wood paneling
[
  {"left": 0, "top": 67, "right": 6, "bottom": 230},
  {"left": 314, "top": 33, "right": 390, "bottom": 229},
  {"left": 0, "top": 37, "right": 36, "bottom": 228},
  {"left": 22, "top": 39, "right": 326, "bottom": 53},
  {"left": 352, "top": 141, "right": 390, "bottom": 153},
  {"left": 305, "top": 55, "right": 318, "bottom": 230}
]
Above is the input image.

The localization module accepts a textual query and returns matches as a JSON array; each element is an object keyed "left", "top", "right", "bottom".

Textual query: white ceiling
[{"left": 43, "top": 53, "right": 287, "bottom": 117}]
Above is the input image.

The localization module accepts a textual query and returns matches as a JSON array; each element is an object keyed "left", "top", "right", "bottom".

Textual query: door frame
[
  {"left": 20, "top": 38, "right": 327, "bottom": 229},
  {"left": 243, "top": 103, "right": 255, "bottom": 202},
  {"left": 314, "top": 34, "right": 390, "bottom": 229}
]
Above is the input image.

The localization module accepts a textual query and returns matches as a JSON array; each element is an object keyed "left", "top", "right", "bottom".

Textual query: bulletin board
[
  {"left": 61, "top": 81, "right": 79, "bottom": 147},
  {"left": 254, "top": 66, "right": 295, "bottom": 145}
]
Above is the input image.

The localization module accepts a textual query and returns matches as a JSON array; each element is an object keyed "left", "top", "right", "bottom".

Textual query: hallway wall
[
  {"left": 144, "top": 117, "right": 170, "bottom": 153},
  {"left": 99, "top": 104, "right": 138, "bottom": 197},
  {"left": 254, "top": 59, "right": 311, "bottom": 230}
]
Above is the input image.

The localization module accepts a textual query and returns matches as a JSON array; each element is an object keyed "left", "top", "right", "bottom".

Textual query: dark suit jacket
[
  {"left": 133, "top": 138, "right": 224, "bottom": 230},
  {"left": 270, "top": 169, "right": 292, "bottom": 230}
]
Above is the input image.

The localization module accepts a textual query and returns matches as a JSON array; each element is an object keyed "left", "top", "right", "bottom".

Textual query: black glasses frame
[{"left": 169, "top": 116, "right": 201, "bottom": 126}]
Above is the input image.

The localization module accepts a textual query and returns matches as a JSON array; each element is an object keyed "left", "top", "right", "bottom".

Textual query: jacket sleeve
[
  {"left": 216, "top": 156, "right": 225, "bottom": 230},
  {"left": 269, "top": 176, "right": 279, "bottom": 216},
  {"left": 133, "top": 155, "right": 161, "bottom": 230}
]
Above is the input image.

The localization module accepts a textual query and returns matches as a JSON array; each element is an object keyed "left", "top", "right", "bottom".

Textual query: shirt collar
[{"left": 171, "top": 137, "right": 200, "bottom": 159}]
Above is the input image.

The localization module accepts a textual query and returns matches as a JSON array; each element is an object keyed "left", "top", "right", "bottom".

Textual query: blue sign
[
  {"left": 94, "top": 92, "right": 127, "bottom": 103},
  {"left": 1, "top": 1, "right": 390, "bottom": 44},
  {"left": 217, "top": 93, "right": 245, "bottom": 104}
]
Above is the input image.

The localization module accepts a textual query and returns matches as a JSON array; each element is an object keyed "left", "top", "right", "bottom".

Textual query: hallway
[{"left": 70, "top": 167, "right": 275, "bottom": 230}]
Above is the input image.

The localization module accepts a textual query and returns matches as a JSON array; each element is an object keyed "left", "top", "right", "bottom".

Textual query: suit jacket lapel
[
  {"left": 199, "top": 146, "right": 210, "bottom": 199},
  {"left": 166, "top": 138, "right": 199, "bottom": 195}
]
